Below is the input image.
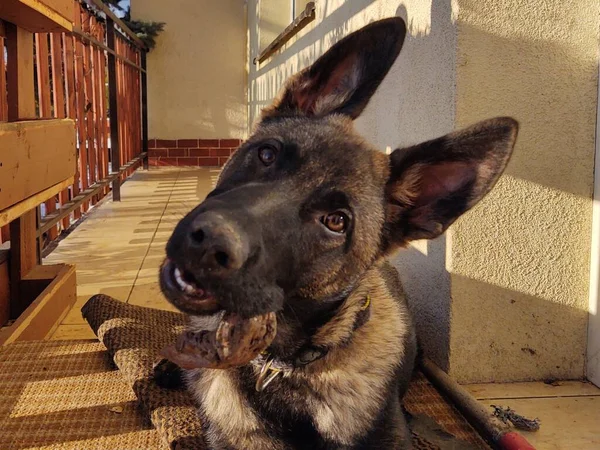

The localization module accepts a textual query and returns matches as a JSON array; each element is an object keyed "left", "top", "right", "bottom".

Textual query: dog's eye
[
  {"left": 258, "top": 145, "right": 277, "bottom": 166},
  {"left": 321, "top": 212, "right": 348, "bottom": 233}
]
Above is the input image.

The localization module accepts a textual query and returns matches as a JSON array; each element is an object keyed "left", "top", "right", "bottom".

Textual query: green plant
[
  {"left": 101, "top": 0, "right": 165, "bottom": 50},
  {"left": 122, "top": 8, "right": 165, "bottom": 50}
]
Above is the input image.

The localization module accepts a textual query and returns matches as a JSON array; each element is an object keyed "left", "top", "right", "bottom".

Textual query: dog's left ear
[
  {"left": 263, "top": 17, "right": 406, "bottom": 120},
  {"left": 383, "top": 117, "right": 519, "bottom": 250}
]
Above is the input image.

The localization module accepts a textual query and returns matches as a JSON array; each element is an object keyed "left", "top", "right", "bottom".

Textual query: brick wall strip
[{"left": 148, "top": 138, "right": 241, "bottom": 167}]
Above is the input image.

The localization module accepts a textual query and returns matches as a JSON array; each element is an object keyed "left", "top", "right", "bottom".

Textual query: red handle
[{"left": 498, "top": 432, "right": 536, "bottom": 450}]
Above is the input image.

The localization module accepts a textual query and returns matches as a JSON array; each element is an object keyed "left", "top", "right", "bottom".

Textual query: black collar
[{"left": 252, "top": 294, "right": 371, "bottom": 392}]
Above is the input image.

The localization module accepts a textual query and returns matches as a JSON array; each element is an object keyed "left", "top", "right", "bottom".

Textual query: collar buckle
[{"left": 255, "top": 357, "right": 282, "bottom": 392}]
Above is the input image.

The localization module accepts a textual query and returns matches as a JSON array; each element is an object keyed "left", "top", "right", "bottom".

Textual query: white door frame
[{"left": 587, "top": 50, "right": 600, "bottom": 388}]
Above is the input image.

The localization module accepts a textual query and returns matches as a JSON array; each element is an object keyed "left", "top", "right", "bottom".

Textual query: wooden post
[
  {"left": 106, "top": 17, "right": 120, "bottom": 201},
  {"left": 6, "top": 23, "right": 39, "bottom": 317},
  {"left": 51, "top": 32, "right": 71, "bottom": 231},
  {"left": 82, "top": 11, "right": 97, "bottom": 197},
  {"left": 0, "top": 22, "right": 7, "bottom": 122},
  {"left": 0, "top": 25, "right": 10, "bottom": 243},
  {"left": 73, "top": 8, "right": 89, "bottom": 212},
  {"left": 63, "top": 28, "right": 81, "bottom": 220},
  {"left": 36, "top": 33, "right": 59, "bottom": 241},
  {"left": 6, "top": 25, "right": 35, "bottom": 121},
  {"left": 141, "top": 50, "right": 149, "bottom": 170}
]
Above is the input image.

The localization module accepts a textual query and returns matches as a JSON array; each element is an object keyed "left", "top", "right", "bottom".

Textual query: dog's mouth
[
  {"left": 160, "top": 259, "right": 220, "bottom": 315},
  {"left": 160, "top": 259, "right": 278, "bottom": 369}
]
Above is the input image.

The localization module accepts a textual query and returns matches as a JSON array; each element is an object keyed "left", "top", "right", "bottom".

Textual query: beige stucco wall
[
  {"left": 248, "top": 0, "right": 599, "bottom": 383},
  {"left": 448, "top": 0, "right": 599, "bottom": 382},
  {"left": 258, "top": 0, "right": 292, "bottom": 52},
  {"left": 132, "top": 0, "right": 247, "bottom": 140}
]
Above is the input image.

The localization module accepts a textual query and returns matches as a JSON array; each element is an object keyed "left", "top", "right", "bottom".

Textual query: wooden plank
[
  {"left": 98, "top": 24, "right": 109, "bottom": 196},
  {"left": 84, "top": 0, "right": 145, "bottom": 49},
  {"left": 116, "top": 36, "right": 123, "bottom": 180},
  {"left": 0, "top": 257, "right": 9, "bottom": 327},
  {"left": 51, "top": 32, "right": 70, "bottom": 231},
  {"left": 0, "top": 176, "right": 74, "bottom": 228},
  {"left": 42, "top": 0, "right": 73, "bottom": 19},
  {"left": 73, "top": 8, "right": 89, "bottom": 211},
  {"left": 35, "top": 32, "right": 58, "bottom": 240},
  {"left": 82, "top": 10, "right": 97, "bottom": 196},
  {"left": 6, "top": 25, "right": 38, "bottom": 317},
  {"left": 0, "top": 0, "right": 72, "bottom": 33},
  {"left": 71, "top": 25, "right": 145, "bottom": 72},
  {"left": 63, "top": 27, "right": 80, "bottom": 220},
  {"left": 9, "top": 211, "right": 38, "bottom": 317},
  {"left": 62, "top": 31, "right": 76, "bottom": 119},
  {"left": 118, "top": 38, "right": 126, "bottom": 176},
  {"left": 0, "top": 226, "right": 10, "bottom": 242},
  {"left": 35, "top": 33, "right": 52, "bottom": 117},
  {"left": 0, "top": 34, "right": 7, "bottom": 122},
  {"left": 50, "top": 33, "right": 66, "bottom": 117},
  {"left": 6, "top": 25, "right": 35, "bottom": 120},
  {"left": 0, "top": 120, "right": 76, "bottom": 211},
  {"left": 0, "top": 263, "right": 76, "bottom": 345},
  {"left": 92, "top": 16, "right": 107, "bottom": 200}
]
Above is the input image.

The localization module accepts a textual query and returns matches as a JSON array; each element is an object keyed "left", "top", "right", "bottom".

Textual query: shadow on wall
[
  {"left": 445, "top": 1, "right": 596, "bottom": 382},
  {"left": 385, "top": 1, "right": 455, "bottom": 373},
  {"left": 248, "top": 0, "right": 597, "bottom": 382},
  {"left": 449, "top": 274, "right": 587, "bottom": 383},
  {"left": 398, "top": 0, "right": 595, "bottom": 380}
]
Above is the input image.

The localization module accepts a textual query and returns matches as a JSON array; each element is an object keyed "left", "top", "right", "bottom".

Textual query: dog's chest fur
[{"left": 185, "top": 264, "right": 415, "bottom": 449}]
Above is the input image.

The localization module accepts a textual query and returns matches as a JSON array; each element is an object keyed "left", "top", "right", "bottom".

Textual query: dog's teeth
[
  {"left": 184, "top": 283, "right": 196, "bottom": 295},
  {"left": 174, "top": 266, "right": 201, "bottom": 295},
  {"left": 174, "top": 267, "right": 189, "bottom": 292}
]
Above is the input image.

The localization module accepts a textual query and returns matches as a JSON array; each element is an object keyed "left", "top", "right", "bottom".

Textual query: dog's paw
[{"left": 152, "top": 358, "right": 185, "bottom": 390}]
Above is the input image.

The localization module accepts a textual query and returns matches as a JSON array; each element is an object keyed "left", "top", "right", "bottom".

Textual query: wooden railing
[
  {"left": 0, "top": 0, "right": 148, "bottom": 335},
  {"left": 1, "top": 0, "right": 148, "bottom": 248}
]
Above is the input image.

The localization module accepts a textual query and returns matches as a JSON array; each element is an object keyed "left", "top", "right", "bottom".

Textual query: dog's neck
[{"left": 252, "top": 268, "right": 376, "bottom": 390}]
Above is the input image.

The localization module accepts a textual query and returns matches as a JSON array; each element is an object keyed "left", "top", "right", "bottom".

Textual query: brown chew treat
[{"left": 161, "top": 312, "right": 277, "bottom": 370}]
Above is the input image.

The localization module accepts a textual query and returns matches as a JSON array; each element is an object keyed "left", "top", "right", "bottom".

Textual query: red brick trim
[{"left": 148, "top": 138, "right": 242, "bottom": 167}]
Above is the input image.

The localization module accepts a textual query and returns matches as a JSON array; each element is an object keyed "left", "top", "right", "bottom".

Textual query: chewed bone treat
[{"left": 161, "top": 312, "right": 277, "bottom": 370}]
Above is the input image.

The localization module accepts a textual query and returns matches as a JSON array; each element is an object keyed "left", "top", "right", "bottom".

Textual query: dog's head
[{"left": 160, "top": 18, "right": 517, "bottom": 344}]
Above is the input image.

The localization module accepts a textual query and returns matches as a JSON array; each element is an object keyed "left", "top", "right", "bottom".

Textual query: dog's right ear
[
  {"left": 262, "top": 17, "right": 406, "bottom": 120},
  {"left": 382, "top": 117, "right": 519, "bottom": 251}
]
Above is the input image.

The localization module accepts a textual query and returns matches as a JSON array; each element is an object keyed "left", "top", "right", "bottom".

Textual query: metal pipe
[
  {"left": 106, "top": 17, "right": 121, "bottom": 201},
  {"left": 420, "top": 358, "right": 536, "bottom": 450},
  {"left": 141, "top": 51, "right": 149, "bottom": 170}
]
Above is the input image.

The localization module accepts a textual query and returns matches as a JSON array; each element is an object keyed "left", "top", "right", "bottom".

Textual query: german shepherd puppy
[{"left": 158, "top": 17, "right": 518, "bottom": 450}]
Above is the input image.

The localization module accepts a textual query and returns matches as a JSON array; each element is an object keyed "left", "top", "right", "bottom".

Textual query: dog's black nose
[{"left": 187, "top": 214, "right": 249, "bottom": 277}]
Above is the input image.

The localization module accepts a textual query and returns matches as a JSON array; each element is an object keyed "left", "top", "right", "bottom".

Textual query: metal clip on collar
[{"left": 255, "top": 357, "right": 282, "bottom": 392}]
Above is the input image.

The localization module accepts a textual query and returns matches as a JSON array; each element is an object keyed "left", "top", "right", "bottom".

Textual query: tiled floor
[
  {"left": 45, "top": 167, "right": 220, "bottom": 339},
  {"left": 44, "top": 167, "right": 600, "bottom": 449},
  {"left": 463, "top": 381, "right": 600, "bottom": 449}
]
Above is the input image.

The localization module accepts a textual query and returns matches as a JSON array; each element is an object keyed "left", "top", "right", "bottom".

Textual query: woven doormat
[
  {"left": 82, "top": 294, "right": 490, "bottom": 449},
  {"left": 0, "top": 340, "right": 162, "bottom": 449}
]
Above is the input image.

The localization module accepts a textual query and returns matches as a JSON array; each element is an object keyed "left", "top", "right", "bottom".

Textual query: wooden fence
[
  {"left": 0, "top": 0, "right": 148, "bottom": 332},
  {"left": 0, "top": 0, "right": 147, "bottom": 249}
]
